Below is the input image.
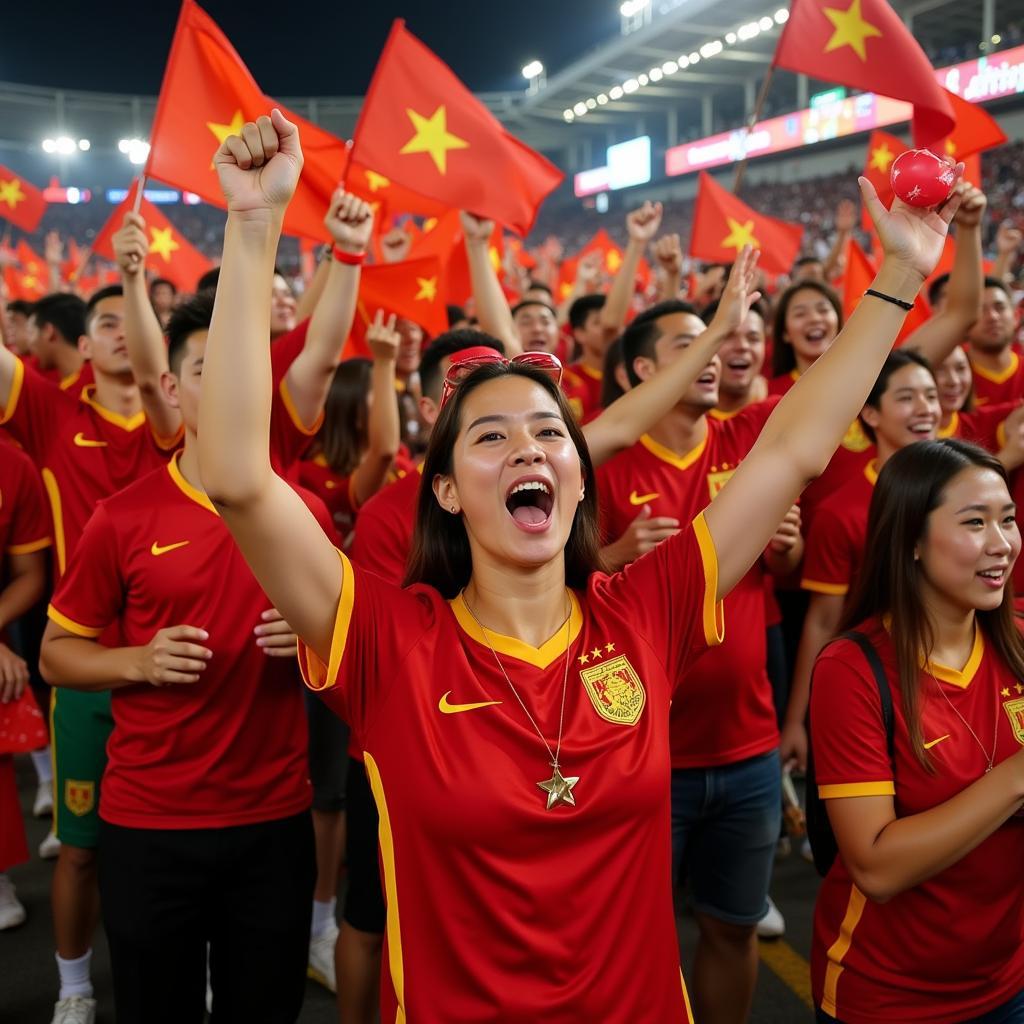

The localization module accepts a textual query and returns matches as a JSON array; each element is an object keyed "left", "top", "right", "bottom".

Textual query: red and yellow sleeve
[
  {"left": 810, "top": 645, "right": 896, "bottom": 799},
  {"left": 6, "top": 448, "right": 50, "bottom": 554},
  {"left": 0, "top": 358, "right": 63, "bottom": 461},
  {"left": 802, "top": 507, "right": 853, "bottom": 596}
]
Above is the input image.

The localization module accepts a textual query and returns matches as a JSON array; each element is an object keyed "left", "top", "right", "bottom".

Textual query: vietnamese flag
[
  {"left": 10, "top": 241, "right": 47, "bottom": 300},
  {"left": 843, "top": 237, "right": 929, "bottom": 340},
  {"left": 579, "top": 229, "right": 625, "bottom": 276},
  {"left": 772, "top": 0, "right": 954, "bottom": 147},
  {"left": 349, "top": 21, "right": 563, "bottom": 236},
  {"left": 345, "top": 157, "right": 447, "bottom": 219},
  {"left": 409, "top": 209, "right": 503, "bottom": 305},
  {"left": 689, "top": 172, "right": 803, "bottom": 276},
  {"left": 0, "top": 166, "right": 46, "bottom": 234},
  {"left": 145, "top": 0, "right": 346, "bottom": 241},
  {"left": 861, "top": 130, "right": 907, "bottom": 231},
  {"left": 91, "top": 181, "right": 213, "bottom": 291},
  {"left": 937, "top": 89, "right": 1007, "bottom": 162}
]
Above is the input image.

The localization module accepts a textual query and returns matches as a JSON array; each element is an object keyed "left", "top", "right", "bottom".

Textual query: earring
[{"left": 451, "top": 505, "right": 458, "bottom": 515}]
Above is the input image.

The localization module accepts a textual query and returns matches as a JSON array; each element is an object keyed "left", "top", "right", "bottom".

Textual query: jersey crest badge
[
  {"left": 65, "top": 779, "right": 95, "bottom": 817},
  {"left": 841, "top": 419, "right": 872, "bottom": 453},
  {"left": 580, "top": 654, "right": 646, "bottom": 726},
  {"left": 707, "top": 469, "right": 735, "bottom": 500},
  {"left": 1003, "top": 696, "right": 1024, "bottom": 745}
]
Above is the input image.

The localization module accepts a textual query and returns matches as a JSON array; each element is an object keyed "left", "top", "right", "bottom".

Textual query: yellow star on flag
[
  {"left": 0, "top": 177, "right": 26, "bottom": 210},
  {"left": 944, "top": 139, "right": 957, "bottom": 157},
  {"left": 365, "top": 170, "right": 391, "bottom": 192},
  {"left": 21, "top": 274, "right": 39, "bottom": 291},
  {"left": 823, "top": 0, "right": 883, "bottom": 61},
  {"left": 606, "top": 249, "right": 623, "bottom": 273},
  {"left": 148, "top": 226, "right": 180, "bottom": 263},
  {"left": 399, "top": 106, "right": 469, "bottom": 174},
  {"left": 869, "top": 143, "right": 896, "bottom": 173},
  {"left": 721, "top": 218, "right": 759, "bottom": 251},
  {"left": 207, "top": 110, "right": 245, "bottom": 148},
  {"left": 414, "top": 276, "right": 438, "bottom": 302}
]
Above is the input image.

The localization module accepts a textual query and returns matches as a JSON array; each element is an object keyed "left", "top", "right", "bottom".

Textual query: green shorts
[{"left": 51, "top": 687, "right": 113, "bottom": 848}]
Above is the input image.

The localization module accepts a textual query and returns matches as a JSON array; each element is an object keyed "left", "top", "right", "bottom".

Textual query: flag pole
[
  {"left": 132, "top": 175, "right": 147, "bottom": 214},
  {"left": 732, "top": 65, "right": 776, "bottom": 196}
]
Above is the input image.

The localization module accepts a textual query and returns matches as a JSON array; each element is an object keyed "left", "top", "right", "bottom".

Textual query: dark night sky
[{"left": 1, "top": 1, "right": 618, "bottom": 96}]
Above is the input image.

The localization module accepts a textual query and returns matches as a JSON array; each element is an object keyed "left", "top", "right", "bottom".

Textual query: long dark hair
[
  {"left": 317, "top": 359, "right": 372, "bottom": 475},
  {"left": 404, "top": 362, "right": 607, "bottom": 597},
  {"left": 771, "top": 280, "right": 843, "bottom": 377},
  {"left": 841, "top": 439, "right": 1024, "bottom": 767}
]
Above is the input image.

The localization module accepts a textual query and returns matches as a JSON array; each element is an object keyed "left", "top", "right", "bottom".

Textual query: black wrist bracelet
[{"left": 863, "top": 288, "right": 914, "bottom": 311}]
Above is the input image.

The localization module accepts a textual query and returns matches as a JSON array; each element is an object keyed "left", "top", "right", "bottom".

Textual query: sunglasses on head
[{"left": 439, "top": 349, "right": 563, "bottom": 409}]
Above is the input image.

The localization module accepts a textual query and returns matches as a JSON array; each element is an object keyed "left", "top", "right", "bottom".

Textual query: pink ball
[{"left": 890, "top": 150, "right": 956, "bottom": 207}]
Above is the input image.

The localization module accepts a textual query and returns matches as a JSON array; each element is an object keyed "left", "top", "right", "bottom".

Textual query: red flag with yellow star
[
  {"left": 860, "top": 130, "right": 907, "bottom": 231},
  {"left": 408, "top": 209, "right": 504, "bottom": 305},
  {"left": 92, "top": 180, "right": 212, "bottom": 291},
  {"left": 349, "top": 20, "right": 563, "bottom": 236},
  {"left": 145, "top": 0, "right": 346, "bottom": 241},
  {"left": 345, "top": 157, "right": 447, "bottom": 219},
  {"left": 0, "top": 166, "right": 46, "bottom": 233},
  {"left": 689, "top": 172, "right": 802, "bottom": 276},
  {"left": 578, "top": 230, "right": 625, "bottom": 277},
  {"left": 773, "top": 0, "right": 954, "bottom": 147},
  {"left": 9, "top": 241, "right": 47, "bottom": 301},
  {"left": 938, "top": 89, "right": 1007, "bottom": 162}
]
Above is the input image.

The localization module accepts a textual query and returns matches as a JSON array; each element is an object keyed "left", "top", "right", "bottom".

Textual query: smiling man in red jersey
[{"left": 966, "top": 277, "right": 1024, "bottom": 406}]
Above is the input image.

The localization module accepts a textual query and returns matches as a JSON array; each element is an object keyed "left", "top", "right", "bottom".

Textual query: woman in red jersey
[
  {"left": 810, "top": 439, "right": 1024, "bottom": 1024},
  {"left": 197, "top": 110, "right": 961, "bottom": 1024}
]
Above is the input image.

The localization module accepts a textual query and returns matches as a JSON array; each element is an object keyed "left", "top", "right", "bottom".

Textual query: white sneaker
[
  {"left": 34, "top": 780, "right": 54, "bottom": 818},
  {"left": 757, "top": 896, "right": 786, "bottom": 940},
  {"left": 307, "top": 924, "right": 339, "bottom": 993},
  {"left": 0, "top": 875, "right": 26, "bottom": 930},
  {"left": 50, "top": 995, "right": 96, "bottom": 1024},
  {"left": 39, "top": 829, "right": 61, "bottom": 860}
]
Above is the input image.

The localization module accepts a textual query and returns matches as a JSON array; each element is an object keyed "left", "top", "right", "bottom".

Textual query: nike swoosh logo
[
  {"left": 629, "top": 490, "right": 660, "bottom": 506},
  {"left": 151, "top": 541, "right": 190, "bottom": 557},
  {"left": 73, "top": 432, "right": 107, "bottom": 448},
  {"left": 923, "top": 734, "right": 951, "bottom": 750},
  {"left": 438, "top": 690, "right": 502, "bottom": 715}
]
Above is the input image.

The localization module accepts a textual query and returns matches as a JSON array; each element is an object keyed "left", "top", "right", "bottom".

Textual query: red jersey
[
  {"left": 562, "top": 362, "right": 603, "bottom": 420},
  {"left": 298, "top": 455, "right": 358, "bottom": 542},
  {"left": 801, "top": 462, "right": 878, "bottom": 600},
  {"left": 297, "top": 517, "right": 725, "bottom": 1023},
  {"left": 810, "top": 620, "right": 1024, "bottom": 1023},
  {"left": 0, "top": 444, "right": 51, "bottom": 558},
  {"left": 938, "top": 401, "right": 1018, "bottom": 451},
  {"left": 47, "top": 454, "right": 316, "bottom": 829},
  {"left": 58, "top": 361, "right": 95, "bottom": 398},
  {"left": 597, "top": 400, "right": 780, "bottom": 767},
  {"left": 969, "top": 349, "right": 1024, "bottom": 407},
  {"left": 0, "top": 359, "right": 181, "bottom": 578},
  {"left": 269, "top": 320, "right": 323, "bottom": 475},
  {"left": 349, "top": 466, "right": 421, "bottom": 585}
]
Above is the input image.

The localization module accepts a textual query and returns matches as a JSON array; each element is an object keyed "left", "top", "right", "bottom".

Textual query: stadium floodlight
[
  {"left": 563, "top": 109, "right": 575, "bottom": 122},
  {"left": 118, "top": 138, "right": 151, "bottom": 165},
  {"left": 700, "top": 40, "right": 723, "bottom": 58},
  {"left": 620, "top": 0, "right": 650, "bottom": 15},
  {"left": 725, "top": 31, "right": 737, "bottom": 43},
  {"left": 41, "top": 139, "right": 57, "bottom": 154},
  {"left": 649, "top": 67, "right": 663, "bottom": 82},
  {"left": 623, "top": 78, "right": 639, "bottom": 94},
  {"left": 573, "top": 101, "right": 588, "bottom": 116},
  {"left": 759, "top": 15, "right": 774, "bottom": 30},
  {"left": 637, "top": 73, "right": 649, "bottom": 86},
  {"left": 738, "top": 21, "right": 760, "bottom": 40},
  {"left": 521, "top": 60, "right": 544, "bottom": 80},
  {"left": 586, "top": 97, "right": 597, "bottom": 109},
  {"left": 992, "top": 33, "right": 1002, "bottom": 44},
  {"left": 597, "top": 93, "right": 609, "bottom": 104},
  {"left": 609, "top": 84, "right": 624, "bottom": 100},
  {"left": 55, "top": 136, "right": 76, "bottom": 155},
  {"left": 688, "top": 51, "right": 700, "bottom": 64},
  {"left": 678, "top": 55, "right": 690, "bottom": 68},
  {"left": 662, "top": 59, "right": 679, "bottom": 74},
  {"left": 774, "top": 8, "right": 789, "bottom": 24},
  {"left": 78, "top": 139, "right": 90, "bottom": 152}
]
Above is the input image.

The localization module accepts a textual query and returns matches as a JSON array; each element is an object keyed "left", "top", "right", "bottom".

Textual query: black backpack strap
[{"left": 837, "top": 630, "right": 895, "bottom": 761}]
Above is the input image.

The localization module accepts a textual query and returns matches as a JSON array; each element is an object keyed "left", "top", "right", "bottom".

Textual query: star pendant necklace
[{"left": 463, "top": 589, "right": 579, "bottom": 810}]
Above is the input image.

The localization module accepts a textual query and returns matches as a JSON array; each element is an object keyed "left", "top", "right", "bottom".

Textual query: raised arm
[
  {"left": 582, "top": 245, "right": 761, "bottom": 466},
  {"left": 821, "top": 198, "right": 856, "bottom": 283},
  {"left": 992, "top": 221, "right": 1022, "bottom": 286},
  {"left": 653, "top": 233, "right": 684, "bottom": 302},
  {"left": 461, "top": 212, "right": 520, "bottom": 356},
  {"left": 114, "top": 211, "right": 182, "bottom": 440},
  {"left": 703, "top": 173, "right": 963, "bottom": 600},
  {"left": 197, "top": 110, "right": 341, "bottom": 664},
  {"left": 600, "top": 202, "right": 662, "bottom": 334},
  {"left": 284, "top": 190, "right": 373, "bottom": 427}
]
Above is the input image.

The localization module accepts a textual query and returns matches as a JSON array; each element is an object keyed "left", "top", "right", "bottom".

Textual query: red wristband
[{"left": 332, "top": 246, "right": 366, "bottom": 266}]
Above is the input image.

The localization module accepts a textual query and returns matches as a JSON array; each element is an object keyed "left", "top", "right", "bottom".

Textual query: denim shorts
[
  {"left": 816, "top": 988, "right": 1024, "bottom": 1023},
  {"left": 671, "top": 749, "right": 781, "bottom": 927}
]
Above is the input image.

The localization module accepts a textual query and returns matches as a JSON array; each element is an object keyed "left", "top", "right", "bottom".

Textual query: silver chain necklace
[
  {"left": 928, "top": 658, "right": 999, "bottom": 774},
  {"left": 462, "top": 590, "right": 578, "bottom": 810}
]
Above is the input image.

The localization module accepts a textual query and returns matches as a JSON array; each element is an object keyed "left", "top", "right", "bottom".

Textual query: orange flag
[
  {"left": 0, "top": 166, "right": 47, "bottom": 233},
  {"left": 689, "top": 172, "right": 803, "bottom": 276},
  {"left": 772, "top": 0, "right": 954, "bottom": 147},
  {"left": 92, "top": 181, "right": 213, "bottom": 292},
  {"left": 937, "top": 89, "right": 1007, "bottom": 162},
  {"left": 145, "top": 0, "right": 346, "bottom": 241},
  {"left": 349, "top": 21, "right": 563, "bottom": 236}
]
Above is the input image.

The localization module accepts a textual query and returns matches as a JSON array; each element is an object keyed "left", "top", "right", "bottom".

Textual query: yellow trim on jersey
[
  {"left": 818, "top": 781, "right": 895, "bottom": 799},
  {"left": 167, "top": 453, "right": 218, "bottom": 516},
  {"left": 47, "top": 604, "right": 104, "bottom": 638},
  {"left": 821, "top": 885, "right": 867, "bottom": 1018},
  {"left": 8, "top": 536, "right": 51, "bottom": 555},
  {"left": 997, "top": 419, "right": 1008, "bottom": 451},
  {"left": 279, "top": 376, "right": 325, "bottom": 437},
  {"left": 639, "top": 432, "right": 708, "bottom": 472},
  {"left": 926, "top": 626, "right": 983, "bottom": 689},
  {"left": 970, "top": 350, "right": 1019, "bottom": 385},
  {"left": 680, "top": 969, "right": 694, "bottom": 1022},
  {"left": 863, "top": 460, "right": 879, "bottom": 486},
  {"left": 152, "top": 421, "right": 185, "bottom": 453},
  {"left": 80, "top": 385, "right": 145, "bottom": 431},
  {"left": 692, "top": 512, "right": 725, "bottom": 648},
  {"left": 579, "top": 363, "right": 602, "bottom": 381},
  {"left": 937, "top": 411, "right": 959, "bottom": 439},
  {"left": 1, "top": 357, "right": 25, "bottom": 425},
  {"left": 298, "top": 549, "right": 355, "bottom": 693},
  {"left": 364, "top": 752, "right": 407, "bottom": 1024},
  {"left": 709, "top": 407, "right": 739, "bottom": 421},
  {"left": 450, "top": 589, "right": 583, "bottom": 669},
  {"left": 801, "top": 579, "right": 849, "bottom": 596},
  {"left": 41, "top": 468, "right": 66, "bottom": 576},
  {"left": 59, "top": 368, "right": 81, "bottom": 392}
]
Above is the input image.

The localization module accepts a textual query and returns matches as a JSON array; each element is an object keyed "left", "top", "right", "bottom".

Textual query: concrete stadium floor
[{"left": 3, "top": 756, "right": 817, "bottom": 1022}]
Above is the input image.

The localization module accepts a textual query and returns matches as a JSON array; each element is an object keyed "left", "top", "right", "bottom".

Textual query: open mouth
[
  {"left": 908, "top": 420, "right": 936, "bottom": 438},
  {"left": 803, "top": 327, "right": 829, "bottom": 345},
  {"left": 696, "top": 370, "right": 718, "bottom": 386},
  {"left": 978, "top": 566, "right": 1008, "bottom": 587},
  {"left": 726, "top": 357, "right": 751, "bottom": 372},
  {"left": 505, "top": 478, "right": 554, "bottom": 529}
]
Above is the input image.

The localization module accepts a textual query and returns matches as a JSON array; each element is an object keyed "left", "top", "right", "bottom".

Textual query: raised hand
[
  {"left": 575, "top": 251, "right": 603, "bottom": 288},
  {"left": 996, "top": 220, "right": 1023, "bottom": 255},
  {"left": 460, "top": 210, "right": 494, "bottom": 245},
  {"left": 859, "top": 166, "right": 963, "bottom": 283},
  {"left": 834, "top": 198, "right": 857, "bottom": 234},
  {"left": 381, "top": 227, "right": 412, "bottom": 264},
  {"left": 213, "top": 109, "right": 303, "bottom": 214},
  {"left": 706, "top": 245, "right": 762, "bottom": 337},
  {"left": 112, "top": 211, "right": 149, "bottom": 275},
  {"left": 952, "top": 183, "right": 987, "bottom": 229},
  {"left": 626, "top": 201, "right": 663, "bottom": 244},
  {"left": 653, "top": 233, "right": 683, "bottom": 277},
  {"left": 366, "top": 309, "right": 400, "bottom": 362},
  {"left": 325, "top": 189, "right": 374, "bottom": 255},
  {"left": 44, "top": 230, "right": 63, "bottom": 266}
]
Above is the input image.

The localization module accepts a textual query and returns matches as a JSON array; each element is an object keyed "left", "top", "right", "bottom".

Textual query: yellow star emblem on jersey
[
  {"left": 364, "top": 170, "right": 390, "bottom": 192},
  {"left": 823, "top": 0, "right": 883, "bottom": 61},
  {"left": 869, "top": 143, "right": 896, "bottom": 173},
  {"left": 0, "top": 177, "right": 26, "bottom": 209},
  {"left": 414, "top": 276, "right": 438, "bottom": 302},
  {"left": 399, "top": 106, "right": 469, "bottom": 174},
  {"left": 577, "top": 652, "right": 590, "bottom": 665},
  {"left": 1003, "top": 687, "right": 1012, "bottom": 697},
  {"left": 148, "top": 226, "right": 180, "bottom": 263},
  {"left": 721, "top": 217, "right": 759, "bottom": 251}
]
